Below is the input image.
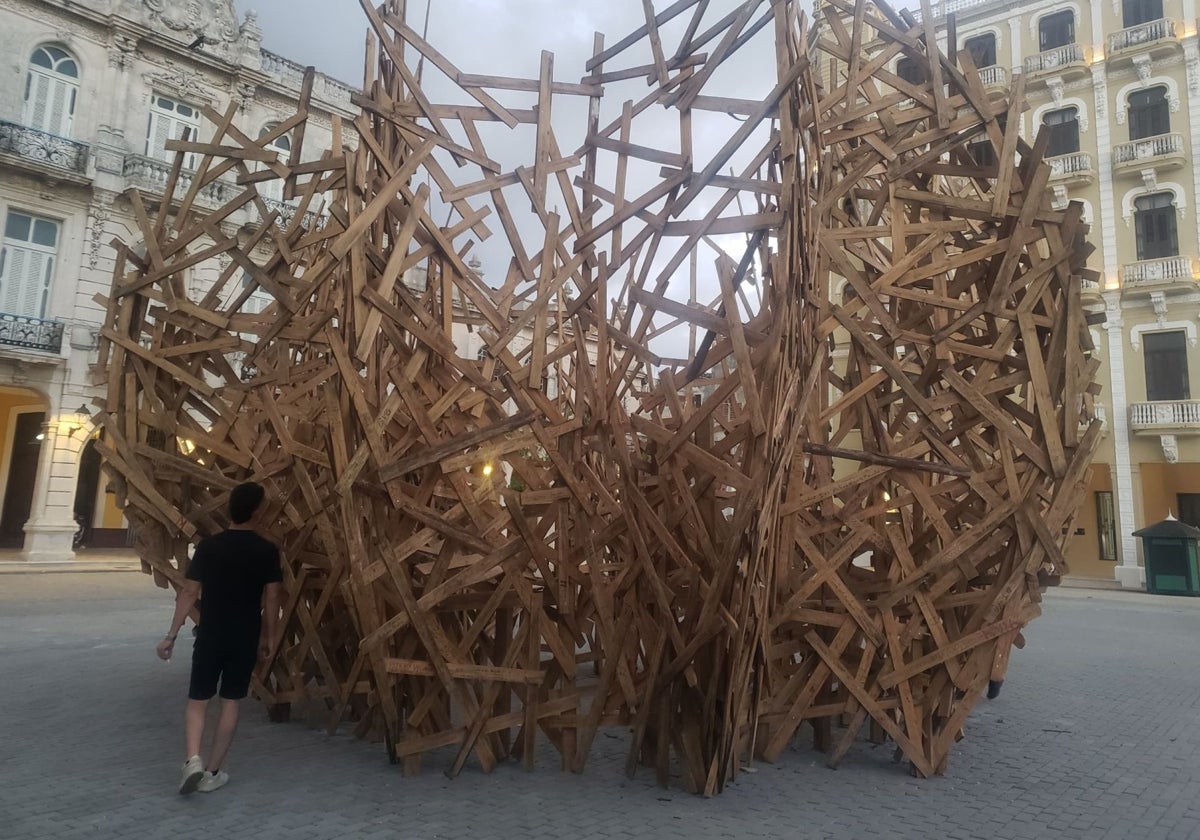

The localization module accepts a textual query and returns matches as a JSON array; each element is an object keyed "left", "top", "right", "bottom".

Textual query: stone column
[
  {"left": 1184, "top": 40, "right": 1200, "bottom": 256},
  {"left": 21, "top": 389, "right": 81, "bottom": 562},
  {"left": 1103, "top": 294, "right": 1145, "bottom": 589}
]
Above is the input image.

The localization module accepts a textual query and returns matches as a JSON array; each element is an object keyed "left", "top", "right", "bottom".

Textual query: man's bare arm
[
  {"left": 259, "top": 582, "right": 282, "bottom": 659},
  {"left": 156, "top": 580, "right": 201, "bottom": 660}
]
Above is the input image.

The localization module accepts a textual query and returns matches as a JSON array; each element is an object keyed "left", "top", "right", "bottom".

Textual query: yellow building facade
[{"left": 918, "top": 0, "right": 1200, "bottom": 587}]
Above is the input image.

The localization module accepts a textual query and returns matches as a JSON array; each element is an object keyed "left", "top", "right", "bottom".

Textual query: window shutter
[
  {"left": 147, "top": 109, "right": 172, "bottom": 160},
  {"left": 23, "top": 69, "right": 78, "bottom": 138},
  {"left": 24, "top": 72, "right": 51, "bottom": 131},
  {"left": 0, "top": 245, "right": 50, "bottom": 317},
  {"left": 48, "top": 77, "right": 71, "bottom": 136}
]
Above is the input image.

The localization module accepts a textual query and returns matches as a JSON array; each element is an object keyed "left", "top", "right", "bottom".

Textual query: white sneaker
[
  {"left": 197, "top": 770, "right": 229, "bottom": 793},
  {"left": 179, "top": 755, "right": 204, "bottom": 794}
]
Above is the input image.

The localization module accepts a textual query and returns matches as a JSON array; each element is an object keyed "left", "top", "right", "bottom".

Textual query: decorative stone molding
[
  {"left": 92, "top": 146, "right": 124, "bottom": 175},
  {"left": 1051, "top": 184, "right": 1070, "bottom": 210},
  {"left": 1142, "top": 168, "right": 1158, "bottom": 191},
  {"left": 1187, "top": 46, "right": 1200, "bottom": 96},
  {"left": 108, "top": 33, "right": 138, "bottom": 70},
  {"left": 1151, "top": 290, "right": 1168, "bottom": 326},
  {"left": 1047, "top": 77, "right": 1064, "bottom": 105},
  {"left": 1130, "top": 321, "right": 1198, "bottom": 350},
  {"left": 86, "top": 191, "right": 116, "bottom": 269},
  {"left": 141, "top": 0, "right": 239, "bottom": 54},
  {"left": 144, "top": 63, "right": 217, "bottom": 104},
  {"left": 232, "top": 80, "right": 257, "bottom": 110},
  {"left": 1134, "top": 53, "right": 1153, "bottom": 85},
  {"left": 1121, "top": 181, "right": 1188, "bottom": 224},
  {"left": 1161, "top": 434, "right": 1179, "bottom": 463},
  {"left": 1114, "top": 75, "right": 1182, "bottom": 124},
  {"left": 1032, "top": 97, "right": 1089, "bottom": 132}
]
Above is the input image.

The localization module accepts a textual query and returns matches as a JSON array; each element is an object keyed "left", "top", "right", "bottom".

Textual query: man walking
[{"left": 156, "top": 482, "right": 282, "bottom": 794}]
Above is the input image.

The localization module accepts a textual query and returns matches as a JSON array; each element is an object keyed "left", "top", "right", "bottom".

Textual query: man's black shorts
[{"left": 189, "top": 634, "right": 257, "bottom": 700}]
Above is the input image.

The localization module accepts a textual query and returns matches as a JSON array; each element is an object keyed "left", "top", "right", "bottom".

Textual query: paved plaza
[{"left": 3, "top": 573, "right": 1200, "bottom": 839}]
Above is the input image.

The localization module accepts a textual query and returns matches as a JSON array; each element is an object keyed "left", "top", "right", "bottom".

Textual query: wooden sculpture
[{"left": 94, "top": 0, "right": 1101, "bottom": 794}]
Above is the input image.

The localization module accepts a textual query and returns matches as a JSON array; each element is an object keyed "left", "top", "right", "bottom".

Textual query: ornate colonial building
[
  {"left": 0, "top": 0, "right": 355, "bottom": 558},
  {"left": 915, "top": 0, "right": 1200, "bottom": 588}
]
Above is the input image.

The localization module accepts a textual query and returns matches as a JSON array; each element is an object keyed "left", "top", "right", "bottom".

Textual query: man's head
[{"left": 229, "top": 482, "right": 265, "bottom": 525}]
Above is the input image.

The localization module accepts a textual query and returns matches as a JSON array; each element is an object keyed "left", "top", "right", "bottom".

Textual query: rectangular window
[
  {"left": 1039, "top": 10, "right": 1075, "bottom": 50},
  {"left": 1095, "top": 491, "right": 1117, "bottom": 561},
  {"left": 969, "top": 139, "right": 997, "bottom": 168},
  {"left": 1044, "top": 108, "right": 1080, "bottom": 157},
  {"left": 1144, "top": 330, "right": 1190, "bottom": 401},
  {"left": 1134, "top": 193, "right": 1179, "bottom": 260},
  {"left": 1177, "top": 494, "right": 1200, "bottom": 529},
  {"left": 0, "top": 210, "right": 58, "bottom": 318},
  {"left": 239, "top": 271, "right": 269, "bottom": 315},
  {"left": 1124, "top": 0, "right": 1164, "bottom": 28},
  {"left": 964, "top": 33, "right": 997, "bottom": 68},
  {"left": 146, "top": 93, "right": 201, "bottom": 168}
]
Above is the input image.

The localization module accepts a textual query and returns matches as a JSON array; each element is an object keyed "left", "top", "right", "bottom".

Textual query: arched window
[
  {"left": 1129, "top": 86, "right": 1170, "bottom": 140},
  {"left": 24, "top": 45, "right": 79, "bottom": 138},
  {"left": 258, "top": 125, "right": 292, "bottom": 204},
  {"left": 1043, "top": 107, "right": 1080, "bottom": 157},
  {"left": 896, "top": 57, "right": 926, "bottom": 87},
  {"left": 1134, "top": 192, "right": 1178, "bottom": 260},
  {"left": 964, "top": 33, "right": 997, "bottom": 68},
  {"left": 1038, "top": 10, "right": 1075, "bottom": 50}
]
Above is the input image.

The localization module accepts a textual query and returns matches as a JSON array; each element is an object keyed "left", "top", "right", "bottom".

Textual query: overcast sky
[{"left": 228, "top": 0, "right": 921, "bottom": 358}]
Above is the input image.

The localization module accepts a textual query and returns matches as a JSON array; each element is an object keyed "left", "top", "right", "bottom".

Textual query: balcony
[
  {"left": 1024, "top": 44, "right": 1089, "bottom": 80},
  {"left": 0, "top": 119, "right": 90, "bottom": 183},
  {"left": 1130, "top": 400, "right": 1200, "bottom": 433},
  {"left": 123, "top": 154, "right": 235, "bottom": 209},
  {"left": 1107, "top": 19, "right": 1182, "bottom": 61},
  {"left": 912, "top": 0, "right": 990, "bottom": 21},
  {"left": 977, "top": 65, "right": 1009, "bottom": 96},
  {"left": 1047, "top": 151, "right": 1094, "bottom": 186},
  {"left": 1120, "top": 255, "right": 1198, "bottom": 289},
  {"left": 1080, "top": 404, "right": 1108, "bottom": 435},
  {"left": 255, "top": 197, "right": 326, "bottom": 231},
  {"left": 0, "top": 312, "right": 64, "bottom": 354},
  {"left": 1081, "top": 275, "right": 1104, "bottom": 302},
  {"left": 1112, "top": 132, "right": 1187, "bottom": 175}
]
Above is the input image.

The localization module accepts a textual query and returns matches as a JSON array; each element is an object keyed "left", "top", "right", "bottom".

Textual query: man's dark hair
[{"left": 229, "top": 482, "right": 265, "bottom": 524}]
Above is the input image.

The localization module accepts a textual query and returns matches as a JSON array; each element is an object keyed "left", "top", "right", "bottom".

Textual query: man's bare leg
[
  {"left": 207, "top": 699, "right": 240, "bottom": 772},
  {"left": 185, "top": 699, "right": 207, "bottom": 759}
]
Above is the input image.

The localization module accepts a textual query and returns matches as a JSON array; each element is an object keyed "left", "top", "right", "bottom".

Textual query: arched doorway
[
  {"left": 71, "top": 433, "right": 129, "bottom": 549},
  {"left": 0, "top": 387, "right": 49, "bottom": 549}
]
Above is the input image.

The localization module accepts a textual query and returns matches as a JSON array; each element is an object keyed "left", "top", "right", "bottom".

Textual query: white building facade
[{"left": 0, "top": 0, "right": 355, "bottom": 559}]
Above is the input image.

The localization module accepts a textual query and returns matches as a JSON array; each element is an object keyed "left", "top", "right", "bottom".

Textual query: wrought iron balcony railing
[
  {"left": 1108, "top": 19, "right": 1178, "bottom": 53},
  {"left": 0, "top": 312, "right": 64, "bottom": 353},
  {"left": 0, "top": 119, "right": 88, "bottom": 174}
]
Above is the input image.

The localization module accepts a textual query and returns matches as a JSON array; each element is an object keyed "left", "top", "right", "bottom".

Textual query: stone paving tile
[{"left": 3, "top": 575, "right": 1200, "bottom": 839}]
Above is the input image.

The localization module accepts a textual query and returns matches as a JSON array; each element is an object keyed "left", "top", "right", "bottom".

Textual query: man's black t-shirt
[{"left": 185, "top": 529, "right": 282, "bottom": 642}]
